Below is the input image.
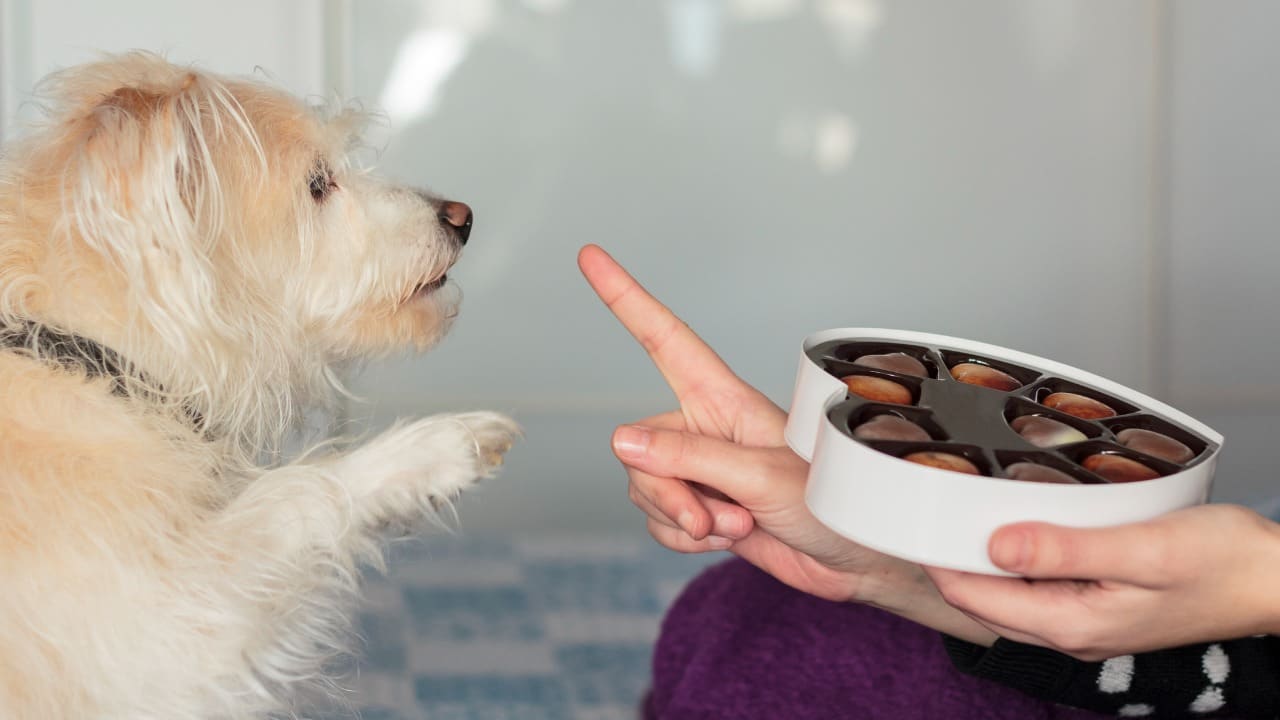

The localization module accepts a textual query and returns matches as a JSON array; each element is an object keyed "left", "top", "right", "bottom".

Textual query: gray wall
[
  {"left": 2, "top": 0, "right": 1277, "bottom": 535},
  {"left": 1164, "top": 3, "right": 1280, "bottom": 509}
]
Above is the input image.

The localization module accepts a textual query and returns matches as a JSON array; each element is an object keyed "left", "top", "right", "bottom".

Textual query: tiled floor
[{"left": 309, "top": 534, "right": 723, "bottom": 720}]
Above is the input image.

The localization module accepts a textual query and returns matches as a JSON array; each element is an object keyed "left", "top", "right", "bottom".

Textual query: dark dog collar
[
  {"left": 0, "top": 321, "right": 131, "bottom": 394},
  {"left": 0, "top": 320, "right": 205, "bottom": 430}
]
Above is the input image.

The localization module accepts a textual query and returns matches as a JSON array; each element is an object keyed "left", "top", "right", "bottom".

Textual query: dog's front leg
[
  {"left": 203, "top": 412, "right": 518, "bottom": 704},
  {"left": 331, "top": 410, "right": 521, "bottom": 528},
  {"left": 222, "top": 410, "right": 518, "bottom": 549}
]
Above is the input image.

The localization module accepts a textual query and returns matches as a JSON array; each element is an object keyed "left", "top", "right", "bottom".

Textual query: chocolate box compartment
[
  {"left": 1004, "top": 397, "right": 1105, "bottom": 445},
  {"left": 841, "top": 404, "right": 949, "bottom": 442},
  {"left": 811, "top": 340, "right": 941, "bottom": 379},
  {"left": 785, "top": 328, "right": 1223, "bottom": 576}
]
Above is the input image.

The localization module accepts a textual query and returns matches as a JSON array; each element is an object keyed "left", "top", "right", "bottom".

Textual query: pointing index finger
[{"left": 578, "top": 244, "right": 738, "bottom": 399}]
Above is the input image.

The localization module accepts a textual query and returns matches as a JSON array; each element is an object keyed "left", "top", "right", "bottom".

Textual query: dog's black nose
[{"left": 438, "top": 201, "right": 473, "bottom": 244}]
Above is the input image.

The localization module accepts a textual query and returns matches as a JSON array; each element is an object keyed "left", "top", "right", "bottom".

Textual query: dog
[{"left": 0, "top": 52, "right": 519, "bottom": 719}]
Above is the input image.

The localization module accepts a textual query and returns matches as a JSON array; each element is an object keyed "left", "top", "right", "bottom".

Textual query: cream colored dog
[{"left": 0, "top": 53, "right": 519, "bottom": 719}]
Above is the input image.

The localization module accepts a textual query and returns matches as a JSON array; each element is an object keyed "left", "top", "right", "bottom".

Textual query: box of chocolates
[{"left": 784, "top": 328, "right": 1223, "bottom": 575}]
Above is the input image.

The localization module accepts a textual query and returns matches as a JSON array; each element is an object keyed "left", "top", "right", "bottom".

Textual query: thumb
[
  {"left": 612, "top": 424, "right": 796, "bottom": 508},
  {"left": 989, "top": 520, "right": 1169, "bottom": 585}
]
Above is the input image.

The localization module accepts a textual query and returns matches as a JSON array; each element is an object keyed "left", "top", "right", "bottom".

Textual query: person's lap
[{"left": 647, "top": 557, "right": 1103, "bottom": 720}]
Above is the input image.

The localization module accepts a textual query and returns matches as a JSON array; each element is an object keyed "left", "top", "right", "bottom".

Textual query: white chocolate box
[{"left": 785, "top": 328, "right": 1223, "bottom": 576}]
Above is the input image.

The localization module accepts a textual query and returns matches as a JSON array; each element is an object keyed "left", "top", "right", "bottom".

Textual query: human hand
[
  {"left": 578, "top": 244, "right": 994, "bottom": 642},
  {"left": 926, "top": 503, "right": 1280, "bottom": 661},
  {"left": 610, "top": 419, "right": 937, "bottom": 608},
  {"left": 576, "top": 243, "right": 781, "bottom": 545}
]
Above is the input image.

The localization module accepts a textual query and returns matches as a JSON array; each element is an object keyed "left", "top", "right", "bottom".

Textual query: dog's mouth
[{"left": 411, "top": 273, "right": 449, "bottom": 297}]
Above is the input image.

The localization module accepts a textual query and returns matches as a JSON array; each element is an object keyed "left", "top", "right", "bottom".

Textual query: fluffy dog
[{"left": 0, "top": 52, "right": 519, "bottom": 719}]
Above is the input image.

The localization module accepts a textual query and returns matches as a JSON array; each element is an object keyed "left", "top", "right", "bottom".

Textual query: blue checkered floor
[{"left": 307, "top": 534, "right": 723, "bottom": 720}]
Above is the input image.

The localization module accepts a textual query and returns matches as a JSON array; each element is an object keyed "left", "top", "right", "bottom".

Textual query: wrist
[
  {"left": 856, "top": 561, "right": 999, "bottom": 647},
  {"left": 854, "top": 559, "right": 929, "bottom": 611}
]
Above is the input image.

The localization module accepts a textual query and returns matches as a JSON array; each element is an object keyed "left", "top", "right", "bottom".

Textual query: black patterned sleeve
[{"left": 941, "top": 634, "right": 1280, "bottom": 718}]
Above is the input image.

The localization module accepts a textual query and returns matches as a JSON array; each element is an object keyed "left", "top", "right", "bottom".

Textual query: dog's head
[{"left": 0, "top": 52, "right": 472, "bottom": 444}]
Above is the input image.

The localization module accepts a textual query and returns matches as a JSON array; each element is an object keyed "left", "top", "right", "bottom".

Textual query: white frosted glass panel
[
  {"left": 343, "top": 1, "right": 1159, "bottom": 530},
  {"left": 347, "top": 1, "right": 1157, "bottom": 414},
  {"left": 12, "top": 0, "right": 325, "bottom": 108},
  {"left": 1161, "top": 1, "right": 1280, "bottom": 506},
  {"left": 1167, "top": 1, "right": 1280, "bottom": 414}
]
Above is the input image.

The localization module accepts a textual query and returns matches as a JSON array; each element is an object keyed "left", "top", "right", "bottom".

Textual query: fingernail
[
  {"left": 715, "top": 513, "right": 744, "bottom": 539},
  {"left": 708, "top": 535, "right": 734, "bottom": 550},
  {"left": 991, "top": 529, "right": 1030, "bottom": 570},
  {"left": 613, "top": 425, "right": 650, "bottom": 458},
  {"left": 677, "top": 510, "right": 697, "bottom": 537}
]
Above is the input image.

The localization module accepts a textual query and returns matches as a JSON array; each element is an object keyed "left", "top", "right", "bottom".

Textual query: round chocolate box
[{"left": 784, "top": 329, "right": 1223, "bottom": 576}]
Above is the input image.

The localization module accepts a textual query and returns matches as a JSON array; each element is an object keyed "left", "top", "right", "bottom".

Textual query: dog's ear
[
  {"left": 65, "top": 71, "right": 259, "bottom": 338},
  {"left": 72, "top": 73, "right": 217, "bottom": 246}
]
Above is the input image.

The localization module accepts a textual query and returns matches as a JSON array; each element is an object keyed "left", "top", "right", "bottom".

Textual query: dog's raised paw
[
  {"left": 449, "top": 411, "right": 521, "bottom": 474},
  {"left": 339, "top": 411, "right": 521, "bottom": 521}
]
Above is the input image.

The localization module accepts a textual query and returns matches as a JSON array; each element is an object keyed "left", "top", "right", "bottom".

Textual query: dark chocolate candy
[
  {"left": 853, "top": 415, "right": 931, "bottom": 442},
  {"left": 855, "top": 352, "right": 928, "bottom": 378},
  {"left": 950, "top": 363, "right": 1021, "bottom": 392},
  {"left": 903, "top": 451, "right": 980, "bottom": 475},
  {"left": 842, "top": 375, "right": 913, "bottom": 405},
  {"left": 1042, "top": 392, "right": 1116, "bottom": 420},
  {"left": 1116, "top": 428, "right": 1194, "bottom": 464},
  {"left": 1010, "top": 415, "right": 1087, "bottom": 448}
]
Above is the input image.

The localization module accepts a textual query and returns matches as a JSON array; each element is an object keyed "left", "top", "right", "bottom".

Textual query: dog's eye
[{"left": 308, "top": 163, "right": 337, "bottom": 202}]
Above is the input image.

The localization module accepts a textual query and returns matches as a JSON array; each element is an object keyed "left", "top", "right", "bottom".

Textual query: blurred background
[{"left": 2, "top": 1, "right": 1278, "bottom": 717}]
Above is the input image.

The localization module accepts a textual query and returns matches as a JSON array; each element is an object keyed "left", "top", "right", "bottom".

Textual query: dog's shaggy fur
[{"left": 0, "top": 53, "right": 519, "bottom": 719}]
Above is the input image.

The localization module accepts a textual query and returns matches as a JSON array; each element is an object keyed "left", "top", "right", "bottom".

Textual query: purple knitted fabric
[{"left": 646, "top": 557, "right": 1105, "bottom": 720}]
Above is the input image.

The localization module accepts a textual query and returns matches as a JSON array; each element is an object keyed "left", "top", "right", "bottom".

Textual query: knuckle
[
  {"left": 647, "top": 482, "right": 677, "bottom": 516},
  {"left": 762, "top": 448, "right": 791, "bottom": 477},
  {"left": 627, "top": 484, "right": 645, "bottom": 508},
  {"left": 1216, "top": 503, "right": 1253, "bottom": 521},
  {"left": 649, "top": 511, "right": 716, "bottom": 551},
  {"left": 1043, "top": 533, "right": 1076, "bottom": 575},
  {"left": 1132, "top": 519, "right": 1193, "bottom": 584},
  {"left": 645, "top": 428, "right": 689, "bottom": 473},
  {"left": 1221, "top": 503, "right": 1265, "bottom": 532},
  {"left": 645, "top": 481, "right": 675, "bottom": 515},
  {"left": 646, "top": 519, "right": 666, "bottom": 542},
  {"left": 637, "top": 314, "right": 682, "bottom": 357},
  {"left": 1142, "top": 528, "right": 1179, "bottom": 580},
  {"left": 644, "top": 483, "right": 701, "bottom": 531},
  {"left": 1048, "top": 625, "right": 1100, "bottom": 659},
  {"left": 668, "top": 431, "right": 695, "bottom": 467},
  {"left": 1034, "top": 529, "right": 1084, "bottom": 577},
  {"left": 1046, "top": 626, "right": 1082, "bottom": 653},
  {"left": 646, "top": 520, "right": 684, "bottom": 551}
]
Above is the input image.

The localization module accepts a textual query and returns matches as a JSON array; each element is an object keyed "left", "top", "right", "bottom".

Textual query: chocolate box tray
[{"left": 784, "top": 328, "right": 1223, "bottom": 575}]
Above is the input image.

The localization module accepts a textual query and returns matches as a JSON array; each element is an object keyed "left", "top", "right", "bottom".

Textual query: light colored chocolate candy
[
  {"left": 1010, "top": 415, "right": 1088, "bottom": 448},
  {"left": 1116, "top": 428, "right": 1194, "bottom": 464},
  {"left": 950, "top": 363, "right": 1021, "bottom": 392},
  {"left": 854, "top": 352, "right": 928, "bottom": 378},
  {"left": 1042, "top": 392, "right": 1116, "bottom": 420},
  {"left": 841, "top": 375, "right": 913, "bottom": 405},
  {"left": 903, "top": 451, "right": 980, "bottom": 475},
  {"left": 1082, "top": 454, "right": 1160, "bottom": 483},
  {"left": 853, "top": 415, "right": 931, "bottom": 442},
  {"left": 1004, "top": 462, "right": 1080, "bottom": 485}
]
